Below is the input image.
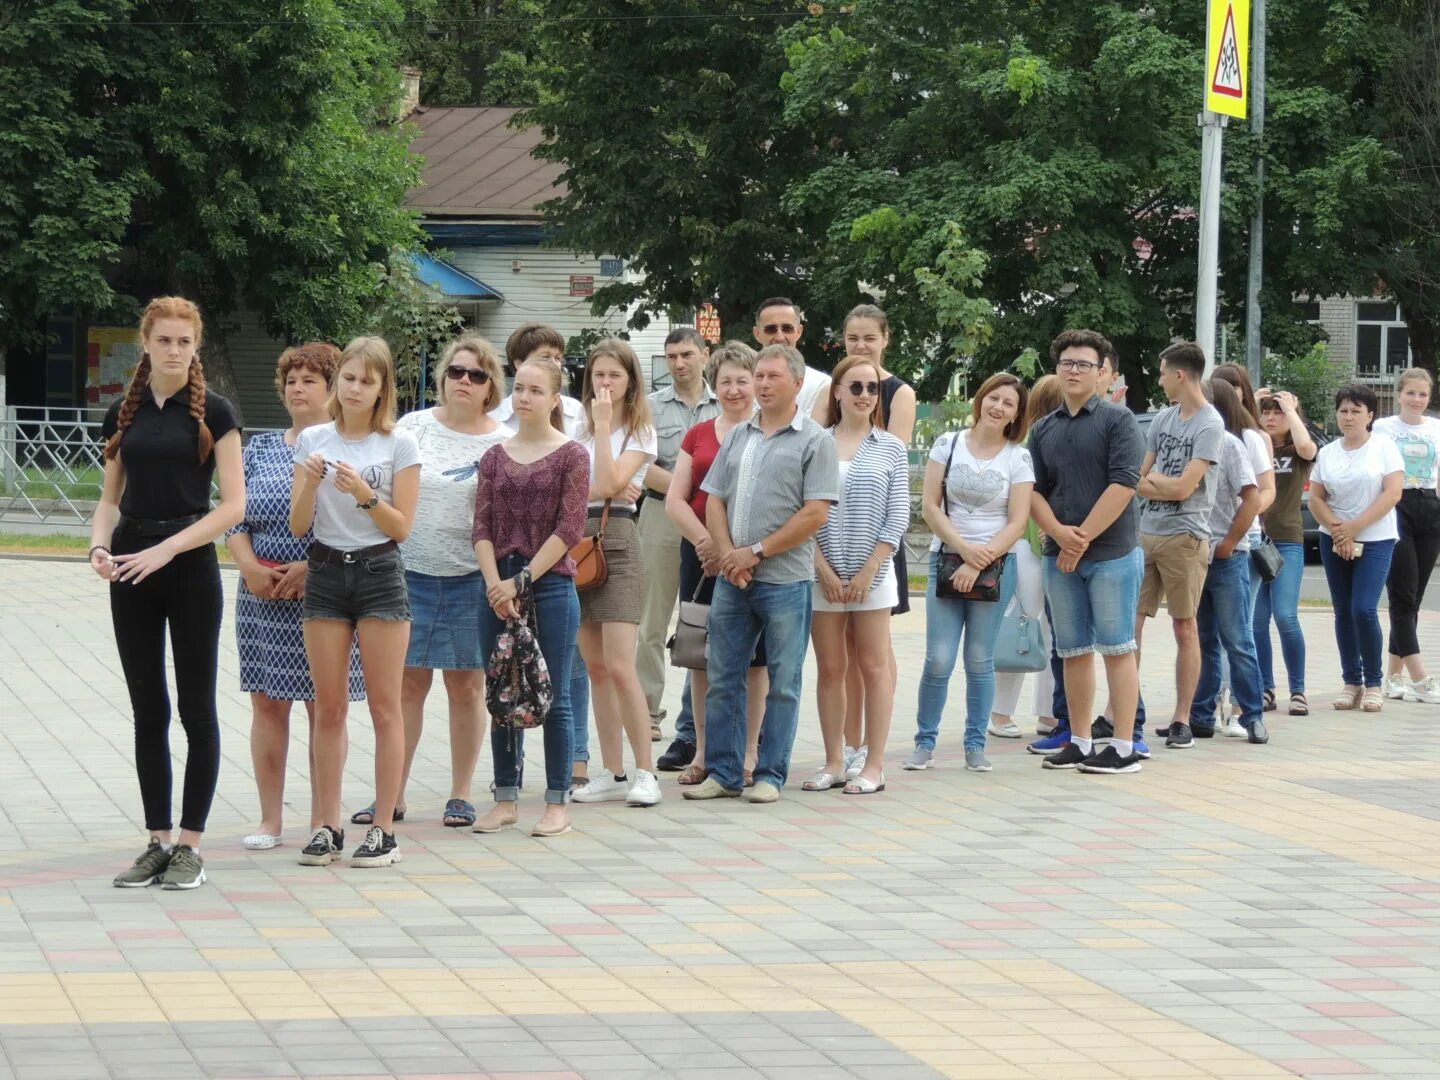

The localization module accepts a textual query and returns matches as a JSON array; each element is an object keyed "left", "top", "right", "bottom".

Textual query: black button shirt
[
  {"left": 1029, "top": 394, "right": 1144, "bottom": 563},
  {"left": 102, "top": 389, "right": 241, "bottom": 520}
]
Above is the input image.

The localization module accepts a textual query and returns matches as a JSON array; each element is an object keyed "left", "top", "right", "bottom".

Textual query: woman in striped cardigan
[{"left": 803, "top": 355, "right": 911, "bottom": 795}]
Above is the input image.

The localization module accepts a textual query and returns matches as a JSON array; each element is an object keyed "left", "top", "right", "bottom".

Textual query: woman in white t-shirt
[
  {"left": 350, "top": 337, "right": 511, "bottom": 832},
  {"left": 1309, "top": 384, "right": 1405, "bottom": 713},
  {"left": 569, "top": 340, "right": 664, "bottom": 809},
  {"left": 290, "top": 337, "right": 421, "bottom": 869},
  {"left": 909, "top": 373, "right": 1034, "bottom": 772},
  {"left": 1375, "top": 368, "right": 1440, "bottom": 703}
]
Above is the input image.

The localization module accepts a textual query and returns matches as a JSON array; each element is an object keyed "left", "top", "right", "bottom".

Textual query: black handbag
[
  {"left": 1250, "top": 533, "right": 1284, "bottom": 583},
  {"left": 933, "top": 430, "right": 1006, "bottom": 603}
]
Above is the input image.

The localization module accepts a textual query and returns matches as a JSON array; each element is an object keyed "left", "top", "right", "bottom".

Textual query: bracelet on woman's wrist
[{"left": 89, "top": 545, "right": 110, "bottom": 559}]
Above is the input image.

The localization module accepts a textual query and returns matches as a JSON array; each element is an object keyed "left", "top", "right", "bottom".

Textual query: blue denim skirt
[{"left": 404, "top": 569, "right": 486, "bottom": 669}]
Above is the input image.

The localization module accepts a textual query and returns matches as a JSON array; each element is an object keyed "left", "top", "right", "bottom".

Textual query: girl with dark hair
[
  {"left": 1309, "top": 384, "right": 1405, "bottom": 712},
  {"left": 91, "top": 297, "right": 245, "bottom": 890}
]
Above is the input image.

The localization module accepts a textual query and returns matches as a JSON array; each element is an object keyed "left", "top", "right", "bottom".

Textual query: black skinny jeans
[
  {"left": 1387, "top": 489, "right": 1440, "bottom": 659},
  {"left": 109, "top": 529, "right": 223, "bottom": 833}
]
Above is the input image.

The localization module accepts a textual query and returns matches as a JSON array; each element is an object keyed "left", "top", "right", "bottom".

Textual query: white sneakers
[
  {"left": 1404, "top": 676, "right": 1440, "bottom": 704},
  {"left": 1221, "top": 716, "right": 1248, "bottom": 739},
  {"left": 843, "top": 745, "right": 868, "bottom": 780},
  {"left": 1386, "top": 674, "right": 1411, "bottom": 699},
  {"left": 571, "top": 769, "right": 663, "bottom": 807}
]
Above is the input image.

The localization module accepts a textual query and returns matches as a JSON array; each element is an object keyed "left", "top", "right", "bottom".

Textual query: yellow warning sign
[{"left": 1205, "top": 0, "right": 1249, "bottom": 118}]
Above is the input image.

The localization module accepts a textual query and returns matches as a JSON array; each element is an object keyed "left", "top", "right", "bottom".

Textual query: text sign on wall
[{"left": 569, "top": 275, "right": 594, "bottom": 297}]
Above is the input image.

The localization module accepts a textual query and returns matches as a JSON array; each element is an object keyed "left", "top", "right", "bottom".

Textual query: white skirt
[{"left": 813, "top": 569, "right": 900, "bottom": 613}]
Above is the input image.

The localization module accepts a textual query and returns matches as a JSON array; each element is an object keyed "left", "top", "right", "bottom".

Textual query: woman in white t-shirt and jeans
[
  {"left": 1309, "top": 383, "right": 1404, "bottom": 713},
  {"left": 290, "top": 337, "right": 421, "bottom": 868},
  {"left": 569, "top": 339, "right": 664, "bottom": 809},
  {"left": 350, "top": 337, "right": 511, "bottom": 831},
  {"left": 909, "top": 373, "right": 1034, "bottom": 771},
  {"left": 1375, "top": 368, "right": 1440, "bottom": 703}
]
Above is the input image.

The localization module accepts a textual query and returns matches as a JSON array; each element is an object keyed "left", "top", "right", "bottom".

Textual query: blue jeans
[
  {"left": 1320, "top": 535, "right": 1396, "bottom": 688},
  {"left": 1044, "top": 546, "right": 1143, "bottom": 656},
  {"left": 704, "top": 578, "right": 811, "bottom": 791},
  {"left": 479, "top": 555, "right": 579, "bottom": 804},
  {"left": 570, "top": 643, "right": 589, "bottom": 764},
  {"left": 915, "top": 553, "right": 1015, "bottom": 752},
  {"left": 1190, "top": 553, "right": 1264, "bottom": 733},
  {"left": 1253, "top": 541, "right": 1307, "bottom": 694}
]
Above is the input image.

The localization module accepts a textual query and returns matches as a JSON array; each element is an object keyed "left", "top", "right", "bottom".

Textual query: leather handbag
[
  {"left": 933, "top": 430, "right": 1006, "bottom": 603},
  {"left": 1250, "top": 533, "right": 1283, "bottom": 583},
  {"left": 667, "top": 579, "right": 710, "bottom": 670},
  {"left": 994, "top": 606, "right": 1049, "bottom": 673},
  {"left": 568, "top": 500, "right": 610, "bottom": 593}
]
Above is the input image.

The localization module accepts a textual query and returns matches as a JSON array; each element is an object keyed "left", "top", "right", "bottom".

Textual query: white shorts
[{"left": 812, "top": 571, "right": 899, "bottom": 614}]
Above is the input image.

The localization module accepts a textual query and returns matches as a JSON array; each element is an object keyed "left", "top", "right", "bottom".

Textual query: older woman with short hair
[{"left": 230, "top": 343, "right": 364, "bottom": 851}]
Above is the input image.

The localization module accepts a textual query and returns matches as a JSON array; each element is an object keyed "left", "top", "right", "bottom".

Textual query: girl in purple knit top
[{"left": 472, "top": 357, "right": 589, "bottom": 837}]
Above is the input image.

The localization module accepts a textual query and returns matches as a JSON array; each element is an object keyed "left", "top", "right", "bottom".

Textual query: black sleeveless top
[{"left": 878, "top": 373, "right": 912, "bottom": 613}]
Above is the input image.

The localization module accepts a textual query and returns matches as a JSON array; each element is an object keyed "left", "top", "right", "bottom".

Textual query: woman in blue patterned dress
[{"left": 229, "top": 343, "right": 363, "bottom": 850}]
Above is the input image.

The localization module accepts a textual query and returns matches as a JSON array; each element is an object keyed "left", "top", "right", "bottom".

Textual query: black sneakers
[
  {"left": 1166, "top": 723, "right": 1195, "bottom": 749},
  {"left": 1078, "top": 745, "right": 1143, "bottom": 774},
  {"left": 298, "top": 826, "right": 344, "bottom": 866},
  {"left": 1042, "top": 743, "right": 1088, "bottom": 770},
  {"left": 656, "top": 738, "right": 697, "bottom": 771},
  {"left": 1091, "top": 716, "right": 1114, "bottom": 742},
  {"left": 351, "top": 826, "right": 401, "bottom": 868}
]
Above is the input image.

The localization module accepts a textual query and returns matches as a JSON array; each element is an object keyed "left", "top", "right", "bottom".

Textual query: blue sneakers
[{"left": 1026, "top": 725, "right": 1071, "bottom": 754}]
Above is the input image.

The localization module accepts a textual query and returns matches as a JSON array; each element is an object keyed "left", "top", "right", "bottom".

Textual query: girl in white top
[
  {"left": 570, "top": 339, "right": 664, "bottom": 809},
  {"left": 368, "top": 337, "right": 511, "bottom": 831},
  {"left": 804, "top": 356, "right": 910, "bottom": 795},
  {"left": 1374, "top": 368, "right": 1440, "bottom": 702},
  {"left": 1309, "top": 383, "right": 1404, "bottom": 714},
  {"left": 290, "top": 337, "right": 420, "bottom": 868}
]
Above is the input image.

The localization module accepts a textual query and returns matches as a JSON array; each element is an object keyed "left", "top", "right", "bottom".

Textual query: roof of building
[{"left": 406, "top": 106, "right": 566, "bottom": 219}]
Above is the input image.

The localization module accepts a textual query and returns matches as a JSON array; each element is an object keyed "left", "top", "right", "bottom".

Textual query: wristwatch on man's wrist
[
  {"left": 750, "top": 540, "right": 765, "bottom": 559},
  {"left": 356, "top": 495, "right": 379, "bottom": 512}
]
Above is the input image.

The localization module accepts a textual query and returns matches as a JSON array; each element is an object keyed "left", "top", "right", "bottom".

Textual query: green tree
[{"left": 399, "top": 0, "right": 541, "bottom": 106}]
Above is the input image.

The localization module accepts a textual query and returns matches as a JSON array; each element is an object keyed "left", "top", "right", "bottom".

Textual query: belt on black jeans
[
  {"left": 1401, "top": 487, "right": 1438, "bottom": 498},
  {"left": 308, "top": 539, "right": 398, "bottom": 565},
  {"left": 589, "top": 506, "right": 636, "bottom": 521},
  {"left": 117, "top": 512, "right": 205, "bottom": 538},
  {"left": 643, "top": 489, "right": 666, "bottom": 502}
]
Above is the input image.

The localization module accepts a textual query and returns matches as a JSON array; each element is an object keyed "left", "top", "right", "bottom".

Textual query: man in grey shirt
[
  {"left": 1136, "top": 342, "right": 1224, "bottom": 749},
  {"left": 684, "top": 344, "right": 839, "bottom": 804}
]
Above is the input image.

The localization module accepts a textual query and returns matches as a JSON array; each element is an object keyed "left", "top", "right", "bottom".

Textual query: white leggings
[{"left": 993, "top": 544, "right": 1054, "bottom": 717}]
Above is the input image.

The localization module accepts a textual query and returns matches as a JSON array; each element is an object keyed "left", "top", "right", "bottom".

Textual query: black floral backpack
[{"left": 486, "top": 592, "right": 552, "bottom": 734}]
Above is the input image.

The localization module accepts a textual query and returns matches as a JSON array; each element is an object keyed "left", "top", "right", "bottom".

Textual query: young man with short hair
[
  {"left": 1135, "top": 342, "right": 1224, "bottom": 749},
  {"left": 752, "top": 298, "right": 830, "bottom": 417},
  {"left": 492, "top": 322, "right": 585, "bottom": 436}
]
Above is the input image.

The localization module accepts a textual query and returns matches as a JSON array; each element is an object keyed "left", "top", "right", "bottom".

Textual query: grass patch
[
  {"left": 0, "top": 465, "right": 104, "bottom": 501},
  {"left": 0, "top": 532, "right": 233, "bottom": 562}
]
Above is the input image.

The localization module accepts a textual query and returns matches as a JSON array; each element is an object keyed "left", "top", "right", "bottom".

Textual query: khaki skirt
[{"left": 579, "top": 513, "right": 643, "bottom": 625}]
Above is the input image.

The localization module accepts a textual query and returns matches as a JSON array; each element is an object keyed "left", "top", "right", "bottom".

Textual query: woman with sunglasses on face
[
  {"left": 349, "top": 338, "right": 511, "bottom": 832},
  {"left": 803, "top": 356, "right": 910, "bottom": 794}
]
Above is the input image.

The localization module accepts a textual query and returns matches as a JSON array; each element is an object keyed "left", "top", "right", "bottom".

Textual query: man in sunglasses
[{"left": 752, "top": 297, "right": 831, "bottom": 417}]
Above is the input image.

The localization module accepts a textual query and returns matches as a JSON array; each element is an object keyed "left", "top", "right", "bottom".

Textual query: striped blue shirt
[{"left": 816, "top": 428, "right": 911, "bottom": 588}]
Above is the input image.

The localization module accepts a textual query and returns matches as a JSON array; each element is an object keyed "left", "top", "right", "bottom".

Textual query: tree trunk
[
  {"left": 1404, "top": 304, "right": 1440, "bottom": 385},
  {"left": 200, "top": 318, "right": 246, "bottom": 426}
]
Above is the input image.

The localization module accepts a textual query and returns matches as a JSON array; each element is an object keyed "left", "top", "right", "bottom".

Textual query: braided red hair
[{"left": 104, "top": 296, "right": 209, "bottom": 462}]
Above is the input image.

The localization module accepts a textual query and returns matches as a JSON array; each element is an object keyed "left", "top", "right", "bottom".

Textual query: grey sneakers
[
  {"left": 113, "top": 841, "right": 171, "bottom": 888},
  {"left": 964, "top": 751, "right": 993, "bottom": 772},
  {"left": 160, "top": 845, "right": 206, "bottom": 890},
  {"left": 902, "top": 747, "right": 934, "bottom": 770}
]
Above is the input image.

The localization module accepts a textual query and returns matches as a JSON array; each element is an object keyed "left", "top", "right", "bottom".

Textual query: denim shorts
[
  {"left": 303, "top": 549, "right": 411, "bottom": 624},
  {"left": 405, "top": 569, "right": 484, "bottom": 668},
  {"left": 1043, "top": 546, "right": 1143, "bottom": 658}
]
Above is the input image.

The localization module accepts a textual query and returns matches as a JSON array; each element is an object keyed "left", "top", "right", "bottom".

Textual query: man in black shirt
[{"left": 1029, "top": 330, "right": 1146, "bottom": 774}]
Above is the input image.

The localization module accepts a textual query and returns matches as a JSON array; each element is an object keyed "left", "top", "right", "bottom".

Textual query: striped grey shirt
[
  {"left": 816, "top": 428, "right": 911, "bottom": 588},
  {"left": 701, "top": 407, "right": 840, "bottom": 584}
]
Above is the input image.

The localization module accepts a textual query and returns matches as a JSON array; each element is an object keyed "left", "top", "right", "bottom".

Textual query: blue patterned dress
[{"left": 232, "top": 430, "right": 365, "bottom": 701}]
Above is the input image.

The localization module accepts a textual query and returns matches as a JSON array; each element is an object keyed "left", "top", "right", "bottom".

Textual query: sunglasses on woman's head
[
  {"left": 445, "top": 365, "right": 491, "bottom": 384},
  {"left": 845, "top": 380, "right": 881, "bottom": 397}
]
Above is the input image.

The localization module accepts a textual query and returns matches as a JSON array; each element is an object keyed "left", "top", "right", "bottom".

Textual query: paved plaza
[{"left": 1, "top": 559, "right": 1439, "bottom": 1080}]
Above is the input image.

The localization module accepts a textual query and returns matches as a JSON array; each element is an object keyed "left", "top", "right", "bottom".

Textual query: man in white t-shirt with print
[
  {"left": 752, "top": 297, "right": 830, "bottom": 416},
  {"left": 491, "top": 322, "right": 585, "bottom": 437}
]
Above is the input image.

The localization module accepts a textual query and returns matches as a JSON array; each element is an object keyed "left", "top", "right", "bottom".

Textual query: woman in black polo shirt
[{"left": 89, "top": 296, "right": 245, "bottom": 891}]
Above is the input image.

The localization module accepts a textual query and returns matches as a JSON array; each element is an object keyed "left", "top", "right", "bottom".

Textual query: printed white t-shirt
[
  {"left": 927, "top": 431, "right": 1035, "bottom": 549},
  {"left": 1311, "top": 435, "right": 1405, "bottom": 542},
  {"left": 581, "top": 424, "right": 659, "bottom": 509},
  {"left": 1374, "top": 415, "right": 1440, "bottom": 490},
  {"left": 293, "top": 422, "right": 421, "bottom": 550},
  {"left": 1241, "top": 427, "right": 1276, "bottom": 544},
  {"left": 396, "top": 408, "right": 511, "bottom": 576}
]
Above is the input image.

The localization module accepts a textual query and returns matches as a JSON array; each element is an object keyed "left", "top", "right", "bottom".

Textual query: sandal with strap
[
  {"left": 1362, "top": 686, "right": 1385, "bottom": 713},
  {"left": 801, "top": 768, "right": 845, "bottom": 792},
  {"left": 1331, "top": 685, "right": 1363, "bottom": 711},
  {"left": 843, "top": 773, "right": 886, "bottom": 795},
  {"left": 443, "top": 799, "right": 476, "bottom": 828},
  {"left": 350, "top": 803, "right": 406, "bottom": 826},
  {"left": 1289, "top": 692, "right": 1309, "bottom": 716},
  {"left": 676, "top": 763, "right": 709, "bottom": 786},
  {"left": 1262, "top": 688, "right": 1277, "bottom": 712}
]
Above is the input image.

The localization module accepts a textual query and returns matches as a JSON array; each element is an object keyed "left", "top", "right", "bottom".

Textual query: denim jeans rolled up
[
  {"left": 1319, "top": 535, "right": 1396, "bottom": 688},
  {"left": 1253, "top": 541, "right": 1307, "bottom": 694},
  {"left": 915, "top": 552, "right": 1014, "bottom": 753},
  {"left": 704, "top": 577, "right": 811, "bottom": 791},
  {"left": 479, "top": 555, "right": 579, "bottom": 804},
  {"left": 1190, "top": 552, "right": 1264, "bottom": 732}
]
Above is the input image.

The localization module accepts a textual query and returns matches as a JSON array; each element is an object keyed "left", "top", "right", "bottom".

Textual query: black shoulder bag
[{"left": 934, "top": 431, "right": 1005, "bottom": 603}]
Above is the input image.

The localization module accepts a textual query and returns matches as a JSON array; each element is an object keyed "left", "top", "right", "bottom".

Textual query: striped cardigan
[{"left": 816, "top": 427, "right": 911, "bottom": 587}]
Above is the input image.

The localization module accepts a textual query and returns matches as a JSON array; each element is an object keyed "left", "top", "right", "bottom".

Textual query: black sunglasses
[
  {"left": 445, "top": 365, "right": 491, "bottom": 385},
  {"left": 845, "top": 380, "right": 881, "bottom": 397},
  {"left": 761, "top": 322, "right": 798, "bottom": 335}
]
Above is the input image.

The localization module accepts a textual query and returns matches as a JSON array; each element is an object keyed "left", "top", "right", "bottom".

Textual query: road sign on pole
[{"left": 1206, "top": 0, "right": 1250, "bottom": 118}]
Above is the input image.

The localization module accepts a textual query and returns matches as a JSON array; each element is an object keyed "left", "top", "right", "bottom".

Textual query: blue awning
[{"left": 412, "top": 254, "right": 503, "bottom": 301}]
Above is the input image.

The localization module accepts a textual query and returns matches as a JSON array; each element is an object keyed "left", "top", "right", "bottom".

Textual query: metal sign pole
[
  {"left": 1244, "top": 0, "right": 1266, "bottom": 384},
  {"left": 1197, "top": 111, "right": 1224, "bottom": 376}
]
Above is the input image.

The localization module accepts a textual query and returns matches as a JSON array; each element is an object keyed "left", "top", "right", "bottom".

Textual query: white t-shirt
[
  {"left": 395, "top": 408, "right": 512, "bottom": 576},
  {"left": 294, "top": 423, "right": 422, "bottom": 550},
  {"left": 1374, "top": 415, "right": 1440, "bottom": 491},
  {"left": 491, "top": 392, "right": 584, "bottom": 438},
  {"left": 1311, "top": 435, "right": 1405, "bottom": 542},
  {"left": 927, "top": 431, "right": 1034, "bottom": 549},
  {"left": 797, "top": 367, "right": 831, "bottom": 417},
  {"left": 1241, "top": 427, "right": 1275, "bottom": 544},
  {"left": 582, "top": 424, "right": 659, "bottom": 509},
  {"left": 1206, "top": 433, "right": 1259, "bottom": 550}
]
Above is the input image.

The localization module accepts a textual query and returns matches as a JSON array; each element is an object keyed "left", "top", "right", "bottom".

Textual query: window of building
[
  {"left": 1355, "top": 301, "right": 1410, "bottom": 381},
  {"left": 1297, "top": 301, "right": 1321, "bottom": 322}
]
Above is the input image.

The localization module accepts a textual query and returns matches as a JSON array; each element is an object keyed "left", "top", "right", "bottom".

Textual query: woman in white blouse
[
  {"left": 1309, "top": 384, "right": 1404, "bottom": 713},
  {"left": 803, "top": 355, "right": 910, "bottom": 795}
]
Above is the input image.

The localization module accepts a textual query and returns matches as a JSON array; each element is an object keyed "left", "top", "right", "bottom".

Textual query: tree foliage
[{"left": 399, "top": 0, "right": 541, "bottom": 107}]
